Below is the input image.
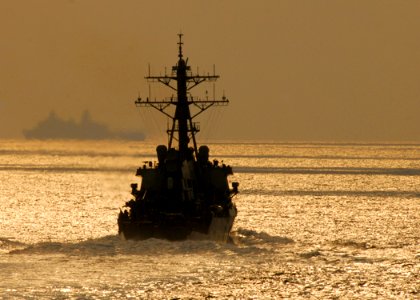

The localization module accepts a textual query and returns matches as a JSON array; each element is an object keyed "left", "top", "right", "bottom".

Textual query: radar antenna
[{"left": 135, "top": 34, "right": 228, "bottom": 160}]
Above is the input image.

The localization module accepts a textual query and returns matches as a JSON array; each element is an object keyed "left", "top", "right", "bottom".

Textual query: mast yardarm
[{"left": 135, "top": 34, "right": 228, "bottom": 160}]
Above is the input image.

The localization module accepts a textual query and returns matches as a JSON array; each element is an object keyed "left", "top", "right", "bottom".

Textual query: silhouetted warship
[{"left": 118, "top": 34, "right": 239, "bottom": 242}]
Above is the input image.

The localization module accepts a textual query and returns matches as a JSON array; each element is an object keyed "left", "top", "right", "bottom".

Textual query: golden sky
[{"left": 0, "top": 1, "right": 419, "bottom": 141}]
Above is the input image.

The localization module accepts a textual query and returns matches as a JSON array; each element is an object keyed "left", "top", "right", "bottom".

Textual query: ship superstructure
[{"left": 118, "top": 34, "right": 238, "bottom": 241}]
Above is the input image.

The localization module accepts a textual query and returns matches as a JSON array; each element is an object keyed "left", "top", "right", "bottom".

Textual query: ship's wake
[
  {"left": 231, "top": 228, "right": 294, "bottom": 246},
  {"left": 0, "top": 237, "right": 27, "bottom": 254},
  {"left": 4, "top": 229, "right": 294, "bottom": 256}
]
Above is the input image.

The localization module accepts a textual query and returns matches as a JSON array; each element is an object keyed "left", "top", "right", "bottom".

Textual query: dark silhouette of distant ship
[{"left": 23, "top": 110, "right": 145, "bottom": 141}]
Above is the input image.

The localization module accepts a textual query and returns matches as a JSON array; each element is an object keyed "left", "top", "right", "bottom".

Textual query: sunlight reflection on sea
[{"left": 0, "top": 140, "right": 419, "bottom": 298}]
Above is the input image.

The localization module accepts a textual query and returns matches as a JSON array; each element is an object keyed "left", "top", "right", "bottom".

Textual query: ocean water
[{"left": 0, "top": 140, "right": 419, "bottom": 299}]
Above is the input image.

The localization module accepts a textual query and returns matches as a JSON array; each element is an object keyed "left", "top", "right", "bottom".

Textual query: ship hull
[{"left": 118, "top": 206, "right": 237, "bottom": 242}]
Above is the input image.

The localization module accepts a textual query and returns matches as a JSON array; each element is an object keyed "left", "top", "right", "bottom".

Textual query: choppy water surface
[{"left": 0, "top": 140, "right": 419, "bottom": 299}]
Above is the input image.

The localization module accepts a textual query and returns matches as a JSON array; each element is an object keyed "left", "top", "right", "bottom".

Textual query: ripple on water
[{"left": 1, "top": 141, "right": 419, "bottom": 298}]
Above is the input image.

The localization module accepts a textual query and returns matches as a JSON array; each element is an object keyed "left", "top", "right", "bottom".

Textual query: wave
[
  {"left": 209, "top": 141, "right": 420, "bottom": 147},
  {"left": 6, "top": 235, "right": 195, "bottom": 256},
  {"left": 299, "top": 249, "right": 323, "bottom": 258},
  {"left": 222, "top": 154, "right": 420, "bottom": 161},
  {"left": 2, "top": 149, "right": 419, "bottom": 162},
  {"left": 8, "top": 235, "right": 124, "bottom": 256},
  {"left": 234, "top": 166, "right": 420, "bottom": 176},
  {"left": 240, "top": 189, "right": 420, "bottom": 198},
  {"left": 0, "top": 149, "right": 154, "bottom": 159},
  {"left": 231, "top": 228, "right": 294, "bottom": 246},
  {"left": 0, "top": 237, "right": 27, "bottom": 253},
  {"left": 332, "top": 239, "right": 375, "bottom": 249},
  {"left": 0, "top": 164, "right": 132, "bottom": 173},
  {"left": 7, "top": 230, "right": 294, "bottom": 256},
  {"left": 2, "top": 164, "right": 420, "bottom": 177}
]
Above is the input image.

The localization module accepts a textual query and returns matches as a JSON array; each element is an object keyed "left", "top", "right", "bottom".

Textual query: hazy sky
[{"left": 0, "top": 1, "right": 419, "bottom": 141}]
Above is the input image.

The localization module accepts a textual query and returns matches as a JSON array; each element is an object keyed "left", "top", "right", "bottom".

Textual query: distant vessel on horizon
[{"left": 23, "top": 110, "right": 145, "bottom": 141}]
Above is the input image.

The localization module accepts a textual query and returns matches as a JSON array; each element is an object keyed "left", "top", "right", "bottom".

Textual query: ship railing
[
  {"left": 135, "top": 96, "right": 228, "bottom": 106},
  {"left": 167, "top": 122, "right": 200, "bottom": 133}
]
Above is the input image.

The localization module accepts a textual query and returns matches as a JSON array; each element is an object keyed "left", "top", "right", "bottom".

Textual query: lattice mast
[{"left": 135, "top": 34, "right": 228, "bottom": 160}]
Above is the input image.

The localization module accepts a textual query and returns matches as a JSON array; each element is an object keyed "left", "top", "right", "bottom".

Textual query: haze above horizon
[{"left": 0, "top": 1, "right": 419, "bottom": 142}]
